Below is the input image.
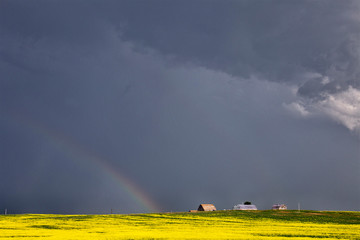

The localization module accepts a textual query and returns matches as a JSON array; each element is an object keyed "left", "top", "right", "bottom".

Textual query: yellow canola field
[{"left": 0, "top": 211, "right": 359, "bottom": 239}]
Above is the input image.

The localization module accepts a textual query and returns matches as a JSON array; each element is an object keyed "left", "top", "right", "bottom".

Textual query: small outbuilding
[
  {"left": 272, "top": 204, "right": 287, "bottom": 210},
  {"left": 233, "top": 202, "right": 257, "bottom": 210},
  {"left": 198, "top": 204, "right": 216, "bottom": 211}
]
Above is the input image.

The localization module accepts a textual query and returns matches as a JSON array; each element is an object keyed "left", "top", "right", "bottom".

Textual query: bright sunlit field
[{"left": 0, "top": 210, "right": 359, "bottom": 239}]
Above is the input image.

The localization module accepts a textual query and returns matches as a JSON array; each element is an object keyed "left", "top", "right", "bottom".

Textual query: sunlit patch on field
[{"left": 0, "top": 210, "right": 359, "bottom": 239}]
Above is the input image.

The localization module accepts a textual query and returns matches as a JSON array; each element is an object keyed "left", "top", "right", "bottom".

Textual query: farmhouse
[
  {"left": 272, "top": 204, "right": 287, "bottom": 210},
  {"left": 233, "top": 202, "right": 257, "bottom": 210},
  {"left": 197, "top": 204, "right": 216, "bottom": 211}
]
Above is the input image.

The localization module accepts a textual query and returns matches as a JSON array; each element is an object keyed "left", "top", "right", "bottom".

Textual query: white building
[
  {"left": 272, "top": 204, "right": 287, "bottom": 210},
  {"left": 233, "top": 203, "right": 257, "bottom": 210}
]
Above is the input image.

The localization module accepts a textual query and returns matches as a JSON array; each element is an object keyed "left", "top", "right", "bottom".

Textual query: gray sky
[{"left": 1, "top": 0, "right": 359, "bottom": 214}]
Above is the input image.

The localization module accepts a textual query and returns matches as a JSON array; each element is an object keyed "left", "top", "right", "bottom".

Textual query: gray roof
[{"left": 233, "top": 204, "right": 257, "bottom": 210}]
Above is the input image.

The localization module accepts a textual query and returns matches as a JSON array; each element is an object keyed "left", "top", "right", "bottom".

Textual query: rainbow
[{"left": 4, "top": 112, "right": 161, "bottom": 213}]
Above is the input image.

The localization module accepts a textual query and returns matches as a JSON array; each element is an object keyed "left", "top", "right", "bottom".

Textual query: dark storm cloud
[
  {"left": 2, "top": 0, "right": 360, "bottom": 94},
  {"left": 0, "top": 0, "right": 359, "bottom": 214},
  {"left": 100, "top": 0, "right": 360, "bottom": 96}
]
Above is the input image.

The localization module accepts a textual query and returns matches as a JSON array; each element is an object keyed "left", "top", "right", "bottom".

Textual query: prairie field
[{"left": 0, "top": 210, "right": 359, "bottom": 239}]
